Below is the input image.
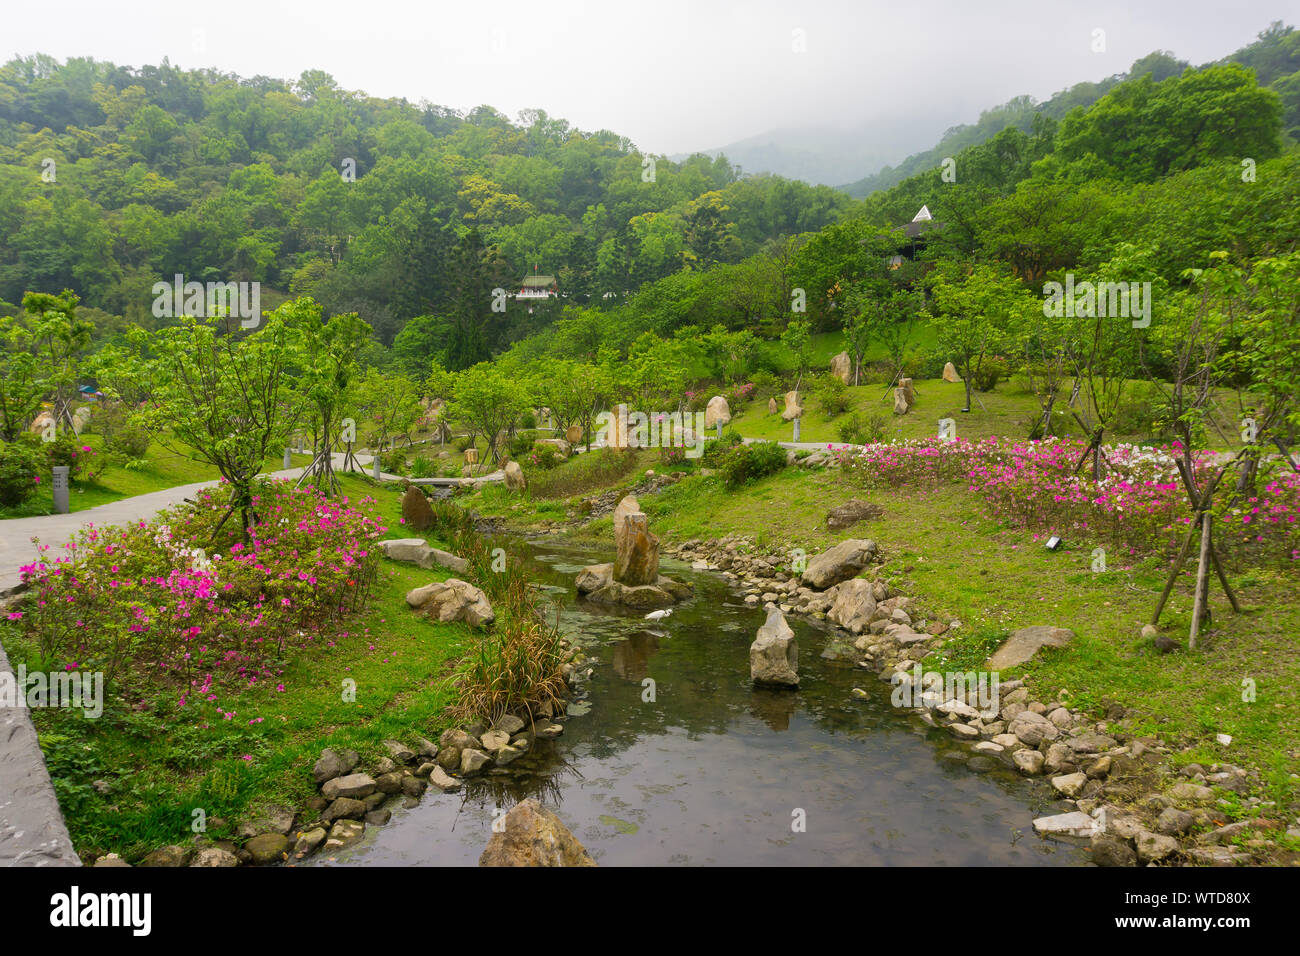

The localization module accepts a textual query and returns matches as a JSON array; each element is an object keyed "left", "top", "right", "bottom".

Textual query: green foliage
[
  {"left": 815, "top": 373, "right": 850, "bottom": 418},
  {"left": 0, "top": 434, "right": 44, "bottom": 506},
  {"left": 719, "top": 439, "right": 787, "bottom": 489},
  {"left": 838, "top": 411, "right": 889, "bottom": 445}
]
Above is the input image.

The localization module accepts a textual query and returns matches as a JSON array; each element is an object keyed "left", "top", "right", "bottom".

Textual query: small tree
[
  {"left": 447, "top": 363, "right": 528, "bottom": 465},
  {"left": 289, "top": 300, "right": 370, "bottom": 494},
  {"left": 929, "top": 265, "right": 1018, "bottom": 414},
  {"left": 23, "top": 290, "right": 93, "bottom": 433},
  {"left": 131, "top": 306, "right": 298, "bottom": 540}
]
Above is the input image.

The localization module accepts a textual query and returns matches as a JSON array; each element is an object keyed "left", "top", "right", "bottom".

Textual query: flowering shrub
[
  {"left": 843, "top": 437, "right": 1299, "bottom": 565},
  {"left": 727, "top": 382, "right": 756, "bottom": 407},
  {"left": 14, "top": 478, "right": 384, "bottom": 699}
]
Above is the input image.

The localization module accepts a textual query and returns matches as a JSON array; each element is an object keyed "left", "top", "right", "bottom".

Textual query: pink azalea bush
[
  {"left": 15, "top": 478, "right": 385, "bottom": 698},
  {"left": 842, "top": 437, "right": 1299, "bottom": 565}
]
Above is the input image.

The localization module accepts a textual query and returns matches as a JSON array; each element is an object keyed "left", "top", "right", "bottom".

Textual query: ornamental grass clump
[{"left": 424, "top": 497, "right": 566, "bottom": 721}]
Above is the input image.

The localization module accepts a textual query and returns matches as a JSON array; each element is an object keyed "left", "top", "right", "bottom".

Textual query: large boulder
[
  {"left": 750, "top": 608, "right": 799, "bottom": 687},
  {"left": 704, "top": 395, "right": 732, "bottom": 429},
  {"left": 892, "top": 387, "right": 911, "bottom": 415},
  {"left": 380, "top": 538, "right": 467, "bottom": 574},
  {"left": 406, "top": 579, "right": 495, "bottom": 627},
  {"left": 478, "top": 798, "right": 596, "bottom": 867},
  {"left": 986, "top": 626, "right": 1075, "bottom": 671},
  {"left": 942, "top": 362, "right": 962, "bottom": 383},
  {"left": 504, "top": 460, "right": 526, "bottom": 491},
  {"left": 830, "top": 351, "right": 851, "bottom": 384},
  {"left": 574, "top": 563, "right": 614, "bottom": 594},
  {"left": 585, "top": 577, "right": 693, "bottom": 609},
  {"left": 614, "top": 512, "right": 659, "bottom": 585},
  {"left": 565, "top": 424, "right": 583, "bottom": 444},
  {"left": 72, "top": 405, "right": 92, "bottom": 435},
  {"left": 899, "top": 377, "right": 915, "bottom": 405},
  {"left": 29, "top": 411, "right": 54, "bottom": 435},
  {"left": 768, "top": 396, "right": 779, "bottom": 414},
  {"left": 401, "top": 486, "right": 434, "bottom": 531},
  {"left": 800, "top": 539, "right": 879, "bottom": 590},
  {"left": 781, "top": 390, "right": 802, "bottom": 421},
  {"left": 826, "top": 579, "right": 877, "bottom": 634}
]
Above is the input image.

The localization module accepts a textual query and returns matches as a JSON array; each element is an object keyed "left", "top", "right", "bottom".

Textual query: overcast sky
[{"left": 5, "top": 0, "right": 1295, "bottom": 156}]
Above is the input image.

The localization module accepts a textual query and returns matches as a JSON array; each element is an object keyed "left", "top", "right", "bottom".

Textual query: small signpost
[{"left": 52, "top": 466, "right": 70, "bottom": 514}]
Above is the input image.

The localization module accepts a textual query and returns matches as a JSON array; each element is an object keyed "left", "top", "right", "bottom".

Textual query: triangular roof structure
[{"left": 912, "top": 205, "right": 932, "bottom": 222}]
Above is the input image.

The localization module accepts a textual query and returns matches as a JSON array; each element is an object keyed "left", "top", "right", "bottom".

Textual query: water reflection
[{"left": 310, "top": 537, "right": 1088, "bottom": 867}]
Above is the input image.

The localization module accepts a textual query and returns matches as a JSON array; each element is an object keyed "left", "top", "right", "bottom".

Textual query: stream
[{"left": 312, "top": 537, "right": 1090, "bottom": 866}]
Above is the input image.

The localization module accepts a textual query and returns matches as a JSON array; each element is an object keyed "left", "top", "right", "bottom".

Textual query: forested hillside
[
  {"left": 0, "top": 56, "right": 848, "bottom": 365},
  {"left": 840, "top": 21, "right": 1300, "bottom": 197}
]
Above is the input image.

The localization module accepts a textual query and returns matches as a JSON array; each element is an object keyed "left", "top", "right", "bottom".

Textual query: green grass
[
  {"left": 10, "top": 472, "right": 473, "bottom": 862},
  {"left": 729, "top": 375, "right": 1250, "bottom": 450}
]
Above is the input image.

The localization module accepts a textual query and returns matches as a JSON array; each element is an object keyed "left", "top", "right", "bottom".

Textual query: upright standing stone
[
  {"left": 283, "top": 447, "right": 292, "bottom": 469},
  {"left": 372, "top": 455, "right": 381, "bottom": 479},
  {"left": 51, "top": 466, "right": 70, "bottom": 514},
  {"left": 830, "top": 351, "right": 851, "bottom": 384},
  {"left": 614, "top": 512, "right": 660, "bottom": 585},
  {"left": 899, "top": 377, "right": 915, "bottom": 405},
  {"left": 782, "top": 390, "right": 803, "bottom": 421},
  {"left": 504, "top": 460, "right": 526, "bottom": 491},
  {"left": 750, "top": 608, "right": 799, "bottom": 687},
  {"left": 942, "top": 362, "right": 962, "bottom": 383},
  {"left": 768, "top": 397, "right": 779, "bottom": 414},
  {"left": 793, "top": 418, "right": 801, "bottom": 441},
  {"left": 704, "top": 396, "right": 732, "bottom": 430}
]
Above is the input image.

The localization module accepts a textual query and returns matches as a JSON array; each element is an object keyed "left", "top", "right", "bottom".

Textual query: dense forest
[
  {"left": 1, "top": 22, "right": 1297, "bottom": 385},
  {"left": 0, "top": 56, "right": 848, "bottom": 366}
]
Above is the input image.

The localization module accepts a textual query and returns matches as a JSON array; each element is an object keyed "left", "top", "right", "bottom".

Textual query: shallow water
[{"left": 312, "top": 538, "right": 1089, "bottom": 866}]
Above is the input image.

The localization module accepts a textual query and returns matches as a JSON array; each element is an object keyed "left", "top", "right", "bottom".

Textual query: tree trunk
[{"left": 1188, "top": 510, "right": 1214, "bottom": 650}]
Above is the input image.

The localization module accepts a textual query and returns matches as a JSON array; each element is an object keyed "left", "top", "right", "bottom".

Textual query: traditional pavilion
[{"left": 517, "top": 267, "right": 558, "bottom": 301}]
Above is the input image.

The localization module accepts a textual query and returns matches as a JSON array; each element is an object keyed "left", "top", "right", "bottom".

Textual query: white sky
[{"left": 4, "top": 0, "right": 1295, "bottom": 155}]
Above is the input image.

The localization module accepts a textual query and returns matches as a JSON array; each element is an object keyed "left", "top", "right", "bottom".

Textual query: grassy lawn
[
  {"left": 8, "top": 472, "right": 472, "bottom": 863},
  {"left": 728, "top": 375, "right": 1251, "bottom": 450}
]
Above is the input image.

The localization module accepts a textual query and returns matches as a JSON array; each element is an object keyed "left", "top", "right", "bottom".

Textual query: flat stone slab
[
  {"left": 1032, "top": 811, "right": 1099, "bottom": 838},
  {"left": 987, "top": 626, "right": 1075, "bottom": 670}
]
